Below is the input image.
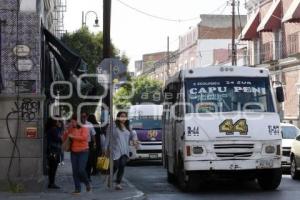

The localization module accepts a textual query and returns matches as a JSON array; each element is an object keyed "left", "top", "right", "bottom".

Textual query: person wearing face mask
[
  {"left": 63, "top": 115, "right": 91, "bottom": 195},
  {"left": 103, "top": 111, "right": 139, "bottom": 190}
]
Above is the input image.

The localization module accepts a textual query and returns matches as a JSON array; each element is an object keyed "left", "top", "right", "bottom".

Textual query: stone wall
[{"left": 0, "top": 0, "right": 45, "bottom": 191}]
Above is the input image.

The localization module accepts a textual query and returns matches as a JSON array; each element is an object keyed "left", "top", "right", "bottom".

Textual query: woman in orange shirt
[{"left": 63, "top": 115, "right": 91, "bottom": 194}]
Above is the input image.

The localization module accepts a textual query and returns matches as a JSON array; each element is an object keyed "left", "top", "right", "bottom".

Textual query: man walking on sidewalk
[{"left": 81, "top": 112, "right": 96, "bottom": 181}]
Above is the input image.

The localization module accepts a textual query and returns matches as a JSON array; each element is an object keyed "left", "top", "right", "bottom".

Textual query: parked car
[
  {"left": 290, "top": 131, "right": 300, "bottom": 179},
  {"left": 281, "top": 123, "right": 299, "bottom": 170}
]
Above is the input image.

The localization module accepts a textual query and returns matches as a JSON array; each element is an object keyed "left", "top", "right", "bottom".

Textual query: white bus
[
  {"left": 129, "top": 104, "right": 163, "bottom": 160},
  {"left": 163, "top": 66, "right": 284, "bottom": 191}
]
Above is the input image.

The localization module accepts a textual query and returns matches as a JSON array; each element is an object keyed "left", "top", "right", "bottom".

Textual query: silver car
[
  {"left": 291, "top": 132, "right": 300, "bottom": 179},
  {"left": 281, "top": 123, "right": 299, "bottom": 170}
]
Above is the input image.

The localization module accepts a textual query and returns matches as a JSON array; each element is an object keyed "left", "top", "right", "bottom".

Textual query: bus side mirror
[{"left": 276, "top": 86, "right": 284, "bottom": 103}]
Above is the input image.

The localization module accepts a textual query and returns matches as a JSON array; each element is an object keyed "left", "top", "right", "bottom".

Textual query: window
[
  {"left": 185, "top": 77, "right": 275, "bottom": 113},
  {"left": 281, "top": 126, "right": 299, "bottom": 139}
]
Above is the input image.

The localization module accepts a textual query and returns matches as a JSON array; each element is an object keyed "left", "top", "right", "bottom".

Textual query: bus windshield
[
  {"left": 185, "top": 77, "right": 275, "bottom": 113},
  {"left": 130, "top": 117, "right": 162, "bottom": 130}
]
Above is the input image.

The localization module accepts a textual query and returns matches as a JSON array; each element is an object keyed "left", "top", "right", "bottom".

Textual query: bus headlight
[
  {"left": 265, "top": 145, "right": 276, "bottom": 154},
  {"left": 193, "top": 146, "right": 204, "bottom": 154}
]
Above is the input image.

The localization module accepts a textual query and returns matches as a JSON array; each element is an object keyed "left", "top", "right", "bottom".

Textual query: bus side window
[{"left": 174, "top": 87, "right": 184, "bottom": 119}]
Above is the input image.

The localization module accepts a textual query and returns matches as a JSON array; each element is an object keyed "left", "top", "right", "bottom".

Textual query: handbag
[
  {"left": 62, "top": 137, "right": 71, "bottom": 152},
  {"left": 97, "top": 156, "right": 110, "bottom": 171}
]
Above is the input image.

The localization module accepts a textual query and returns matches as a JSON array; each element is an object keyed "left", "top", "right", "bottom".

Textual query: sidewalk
[{"left": 0, "top": 153, "right": 145, "bottom": 200}]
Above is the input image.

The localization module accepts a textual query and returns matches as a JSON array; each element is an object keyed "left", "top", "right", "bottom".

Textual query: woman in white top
[{"left": 104, "top": 111, "right": 138, "bottom": 190}]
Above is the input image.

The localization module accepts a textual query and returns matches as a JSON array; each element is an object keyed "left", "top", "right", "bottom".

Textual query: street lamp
[{"left": 82, "top": 11, "right": 100, "bottom": 28}]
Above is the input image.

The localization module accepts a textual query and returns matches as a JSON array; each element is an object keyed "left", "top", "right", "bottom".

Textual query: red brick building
[
  {"left": 179, "top": 14, "right": 247, "bottom": 70},
  {"left": 241, "top": 0, "right": 300, "bottom": 125}
]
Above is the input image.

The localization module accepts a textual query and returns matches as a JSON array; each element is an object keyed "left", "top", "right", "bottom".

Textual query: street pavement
[
  {"left": 0, "top": 153, "right": 145, "bottom": 200},
  {"left": 126, "top": 161, "right": 300, "bottom": 200}
]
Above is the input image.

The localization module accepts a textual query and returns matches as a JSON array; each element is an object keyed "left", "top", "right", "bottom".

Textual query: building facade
[
  {"left": 241, "top": 0, "right": 300, "bottom": 125},
  {"left": 0, "top": 0, "right": 66, "bottom": 191},
  {"left": 135, "top": 51, "right": 179, "bottom": 85},
  {"left": 178, "top": 14, "right": 247, "bottom": 70}
]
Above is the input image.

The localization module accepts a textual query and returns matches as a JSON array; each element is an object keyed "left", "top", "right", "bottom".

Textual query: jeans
[
  {"left": 86, "top": 142, "right": 96, "bottom": 179},
  {"left": 71, "top": 151, "right": 90, "bottom": 191},
  {"left": 60, "top": 151, "right": 64, "bottom": 162},
  {"left": 48, "top": 152, "right": 59, "bottom": 185},
  {"left": 113, "top": 155, "right": 128, "bottom": 184}
]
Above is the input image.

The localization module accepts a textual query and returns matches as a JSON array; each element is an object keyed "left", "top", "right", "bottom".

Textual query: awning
[
  {"left": 43, "top": 28, "right": 87, "bottom": 80},
  {"left": 240, "top": 10, "right": 260, "bottom": 40},
  {"left": 43, "top": 28, "right": 94, "bottom": 96},
  {"left": 257, "top": 0, "right": 282, "bottom": 32},
  {"left": 282, "top": 0, "right": 300, "bottom": 23}
]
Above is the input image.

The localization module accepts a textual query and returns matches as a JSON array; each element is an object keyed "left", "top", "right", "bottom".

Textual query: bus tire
[
  {"left": 166, "top": 156, "right": 176, "bottom": 183},
  {"left": 257, "top": 169, "right": 282, "bottom": 190},
  {"left": 177, "top": 155, "right": 197, "bottom": 192},
  {"left": 167, "top": 171, "right": 176, "bottom": 183},
  {"left": 291, "top": 156, "right": 300, "bottom": 180}
]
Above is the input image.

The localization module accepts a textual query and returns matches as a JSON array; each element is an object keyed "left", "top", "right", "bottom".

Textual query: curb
[{"left": 123, "top": 178, "right": 146, "bottom": 200}]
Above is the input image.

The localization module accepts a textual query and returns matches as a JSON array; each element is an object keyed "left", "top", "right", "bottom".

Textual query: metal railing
[
  {"left": 260, "top": 41, "right": 273, "bottom": 63},
  {"left": 260, "top": 41, "right": 283, "bottom": 63},
  {"left": 287, "top": 32, "right": 300, "bottom": 56}
]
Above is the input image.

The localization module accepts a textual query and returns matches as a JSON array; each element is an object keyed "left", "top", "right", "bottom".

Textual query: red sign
[{"left": 26, "top": 127, "right": 37, "bottom": 138}]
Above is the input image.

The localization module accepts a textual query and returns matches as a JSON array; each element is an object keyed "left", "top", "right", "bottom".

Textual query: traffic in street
[{"left": 126, "top": 162, "right": 300, "bottom": 200}]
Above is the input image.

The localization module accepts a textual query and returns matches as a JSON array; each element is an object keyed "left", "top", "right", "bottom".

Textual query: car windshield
[
  {"left": 130, "top": 117, "right": 162, "bottom": 130},
  {"left": 281, "top": 126, "right": 299, "bottom": 139},
  {"left": 185, "top": 77, "right": 275, "bottom": 113}
]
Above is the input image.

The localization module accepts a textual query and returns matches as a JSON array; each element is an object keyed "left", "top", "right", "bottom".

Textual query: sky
[{"left": 64, "top": 0, "right": 247, "bottom": 71}]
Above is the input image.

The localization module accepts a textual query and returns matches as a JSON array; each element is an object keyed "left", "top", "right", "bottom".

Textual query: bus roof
[
  {"left": 128, "top": 104, "right": 163, "bottom": 117},
  {"left": 165, "top": 66, "right": 270, "bottom": 86}
]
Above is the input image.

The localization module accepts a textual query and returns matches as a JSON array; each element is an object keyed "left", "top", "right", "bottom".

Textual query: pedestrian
[
  {"left": 63, "top": 115, "right": 91, "bottom": 194},
  {"left": 103, "top": 111, "right": 139, "bottom": 190},
  {"left": 81, "top": 112, "right": 96, "bottom": 181},
  {"left": 88, "top": 114, "right": 106, "bottom": 175},
  {"left": 57, "top": 120, "right": 65, "bottom": 166},
  {"left": 46, "top": 118, "right": 62, "bottom": 189}
]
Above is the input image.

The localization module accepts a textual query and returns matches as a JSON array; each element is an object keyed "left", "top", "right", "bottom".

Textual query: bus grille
[{"left": 214, "top": 144, "right": 254, "bottom": 158}]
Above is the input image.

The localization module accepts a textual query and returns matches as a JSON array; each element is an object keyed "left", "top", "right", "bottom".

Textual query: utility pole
[
  {"left": 231, "top": 0, "right": 237, "bottom": 66},
  {"left": 103, "top": 0, "right": 112, "bottom": 107},
  {"left": 103, "top": 0, "right": 113, "bottom": 189},
  {"left": 103, "top": 0, "right": 111, "bottom": 59},
  {"left": 82, "top": 11, "right": 84, "bottom": 27},
  {"left": 166, "top": 36, "right": 170, "bottom": 84}
]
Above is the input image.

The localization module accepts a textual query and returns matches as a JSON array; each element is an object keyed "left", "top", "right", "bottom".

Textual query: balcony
[
  {"left": 260, "top": 41, "right": 283, "bottom": 63},
  {"left": 287, "top": 32, "right": 300, "bottom": 56}
]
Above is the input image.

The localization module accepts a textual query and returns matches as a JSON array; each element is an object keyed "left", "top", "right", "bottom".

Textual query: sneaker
[
  {"left": 115, "top": 184, "right": 123, "bottom": 190},
  {"left": 61, "top": 161, "right": 65, "bottom": 166},
  {"left": 48, "top": 184, "right": 60, "bottom": 189},
  {"left": 71, "top": 190, "right": 81, "bottom": 195}
]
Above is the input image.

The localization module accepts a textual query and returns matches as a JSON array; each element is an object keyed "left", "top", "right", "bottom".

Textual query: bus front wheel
[
  {"left": 177, "top": 155, "right": 197, "bottom": 192},
  {"left": 166, "top": 156, "right": 176, "bottom": 183},
  {"left": 257, "top": 169, "right": 282, "bottom": 190}
]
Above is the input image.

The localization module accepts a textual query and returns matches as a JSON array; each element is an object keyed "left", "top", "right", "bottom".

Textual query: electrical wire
[
  {"left": 148, "top": 2, "right": 229, "bottom": 70},
  {"left": 115, "top": 0, "right": 200, "bottom": 22}
]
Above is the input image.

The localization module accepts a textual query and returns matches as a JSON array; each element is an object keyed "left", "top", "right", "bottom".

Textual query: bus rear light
[{"left": 186, "top": 146, "right": 191, "bottom": 156}]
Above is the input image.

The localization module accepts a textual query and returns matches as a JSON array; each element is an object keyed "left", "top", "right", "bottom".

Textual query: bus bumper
[
  {"left": 185, "top": 157, "right": 281, "bottom": 171},
  {"left": 129, "top": 144, "right": 162, "bottom": 160}
]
